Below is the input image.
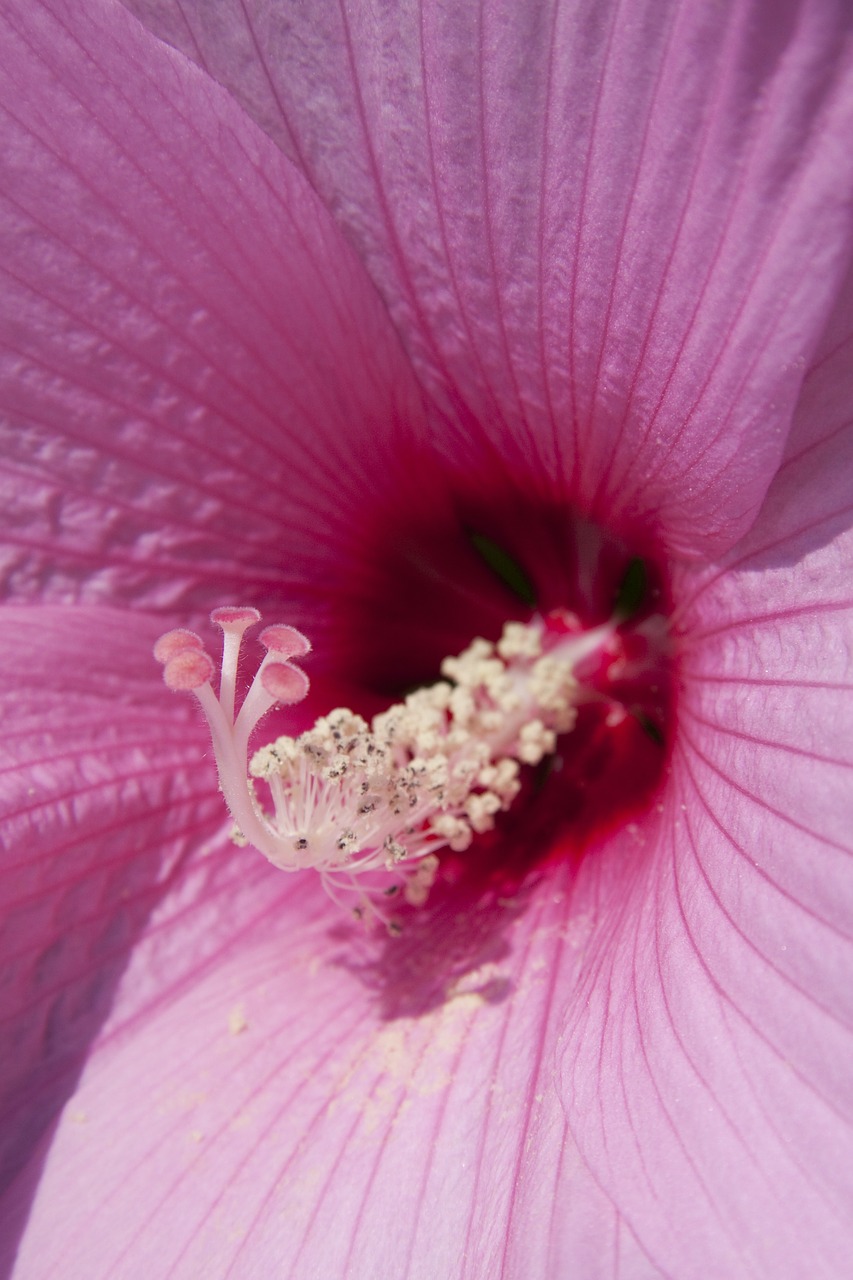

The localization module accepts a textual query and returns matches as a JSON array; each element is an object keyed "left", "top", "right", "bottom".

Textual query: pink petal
[
  {"left": 0, "top": 0, "right": 429, "bottom": 624},
  {"left": 0, "top": 606, "right": 222, "bottom": 1197},
  {"left": 556, "top": 268, "right": 853, "bottom": 1276},
  {"left": 6, "top": 850, "right": 664, "bottom": 1279},
  {"left": 123, "top": 0, "right": 853, "bottom": 555}
]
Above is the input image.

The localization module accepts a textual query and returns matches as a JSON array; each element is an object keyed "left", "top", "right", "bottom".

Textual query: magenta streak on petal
[
  {"left": 0, "top": 324, "right": 349, "bottom": 585},
  {"left": 605, "top": 7, "right": 795, "bottom": 490},
  {"left": 566, "top": 0, "right": 627, "bottom": 497},
  {"left": 0, "top": 809, "right": 215, "bottom": 1022},
  {"left": 580, "top": 0, "right": 853, "bottom": 544},
  {"left": 563, "top": 887, "right": 685, "bottom": 1256},
  {"left": 576, "top": 836, "right": 786, "bottom": 1273},
  {"left": 416, "top": 6, "right": 538, "bottom": 485},
  {"left": 473, "top": 4, "right": 544, "bottom": 480},
  {"left": 26, "top": 3, "right": 379, "bottom": 377},
  {"left": 77, "top": 862, "right": 287, "bottom": 1066},
  {"left": 326, "top": 3, "right": 476, "bottom": 451},
  {"left": 335, "top": 1022, "right": 448, "bottom": 1279},
  {"left": 682, "top": 701, "right": 853, "bottom": 770},
  {"left": 83, "top": 993, "right": 365, "bottom": 1280},
  {"left": 476, "top": 893, "right": 569, "bottom": 1277},
  {"left": 679, "top": 719, "right": 850, "bottom": 856},
  {"left": 675, "top": 809, "right": 851, "bottom": 1131},
  {"left": 676, "top": 725, "right": 853, "bottom": 942},
  {"left": 673, "top": 501, "right": 853, "bottom": 626},
  {"left": 0, "top": 781, "right": 220, "bottom": 983},
  {"left": 664, "top": 815, "right": 853, "bottom": 1258},
  {"left": 285, "top": 1029, "right": 441, "bottom": 1280},
  {"left": 223, "top": 1019, "right": 387, "bottom": 1280},
  {"left": 626, "top": 877, "right": 731, "bottom": 1259},
  {"left": 533, "top": 0, "right": 570, "bottom": 508},
  {"left": 672, "top": 810, "right": 853, "bottom": 1242},
  {"left": 78, "top": 911, "right": 422, "bottom": 1280},
  {"left": 673, "top": 793, "right": 853, "bottom": 1052},
  {"left": 0, "top": 100, "right": 357, "bottom": 520},
  {"left": 676, "top": 673, "right": 853, "bottom": 692},
  {"left": 630, "top": 899, "right": 747, "bottom": 1267},
  {"left": 681, "top": 597, "right": 853, "bottom": 646},
  {"left": 0, "top": 447, "right": 351, "bottom": 596},
  {"left": 780, "top": 415, "right": 853, "bottom": 472},
  {"left": 0, "top": 0, "right": 435, "bottom": 619},
  {"left": 657, "top": 842, "right": 839, "bottom": 1205},
  {"left": 390, "top": 905, "right": 558, "bottom": 1278},
  {"left": 384, "top": 983, "right": 511, "bottom": 1279},
  {"left": 3, "top": 758, "right": 208, "bottom": 832},
  {"left": 0, "top": 317, "right": 354, "bottom": 559},
  {"left": 589, "top": 12, "right": 742, "bottom": 509},
  {"left": 714, "top": 1001, "right": 853, "bottom": 1230},
  {"left": 73, "top": 872, "right": 326, "bottom": 1061},
  {"left": 678, "top": 758, "right": 853, "bottom": 1038},
  {"left": 580, "top": 0, "right": 690, "bottom": 496},
  {"left": 415, "top": 0, "right": 578, "bottom": 491},
  {"left": 232, "top": 0, "right": 307, "bottom": 169},
  {"left": 343, "top": 0, "right": 537, "bottom": 476}
]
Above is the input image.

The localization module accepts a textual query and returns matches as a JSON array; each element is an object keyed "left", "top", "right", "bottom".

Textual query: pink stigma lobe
[
  {"left": 261, "top": 662, "right": 310, "bottom": 703},
  {"left": 162, "top": 648, "right": 215, "bottom": 690},
  {"left": 152, "top": 628, "right": 205, "bottom": 663},
  {"left": 210, "top": 606, "right": 261, "bottom": 630},
  {"left": 260, "top": 624, "right": 312, "bottom": 660}
]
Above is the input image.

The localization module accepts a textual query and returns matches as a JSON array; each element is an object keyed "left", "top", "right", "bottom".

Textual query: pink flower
[{"left": 2, "top": 0, "right": 852, "bottom": 1276}]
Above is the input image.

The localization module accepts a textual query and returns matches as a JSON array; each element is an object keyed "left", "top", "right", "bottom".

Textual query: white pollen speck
[{"left": 228, "top": 1007, "right": 248, "bottom": 1035}]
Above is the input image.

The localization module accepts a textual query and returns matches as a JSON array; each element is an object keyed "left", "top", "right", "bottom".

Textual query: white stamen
[{"left": 154, "top": 609, "right": 625, "bottom": 918}]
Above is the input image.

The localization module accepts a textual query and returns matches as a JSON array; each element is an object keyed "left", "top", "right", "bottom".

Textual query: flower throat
[{"left": 155, "top": 589, "right": 670, "bottom": 927}]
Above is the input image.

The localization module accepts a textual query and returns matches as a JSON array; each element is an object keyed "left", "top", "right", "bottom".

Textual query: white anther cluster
[
  {"left": 250, "top": 619, "right": 585, "bottom": 893},
  {"left": 156, "top": 607, "right": 615, "bottom": 920}
]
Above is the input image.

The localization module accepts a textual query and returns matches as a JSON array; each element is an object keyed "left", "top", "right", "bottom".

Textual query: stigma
[{"left": 154, "top": 607, "right": 649, "bottom": 918}]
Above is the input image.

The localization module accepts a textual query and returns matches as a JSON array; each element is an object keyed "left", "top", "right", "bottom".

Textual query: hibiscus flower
[{"left": 2, "top": 1, "right": 852, "bottom": 1276}]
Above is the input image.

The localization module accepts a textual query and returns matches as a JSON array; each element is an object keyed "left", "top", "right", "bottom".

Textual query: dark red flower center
[{"left": 324, "top": 481, "right": 675, "bottom": 903}]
